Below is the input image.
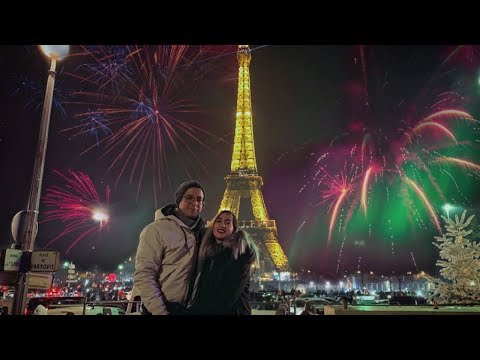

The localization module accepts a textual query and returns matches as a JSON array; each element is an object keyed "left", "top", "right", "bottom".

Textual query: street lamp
[
  {"left": 12, "top": 45, "right": 69, "bottom": 315},
  {"left": 92, "top": 210, "right": 109, "bottom": 227},
  {"left": 91, "top": 209, "right": 108, "bottom": 250}
]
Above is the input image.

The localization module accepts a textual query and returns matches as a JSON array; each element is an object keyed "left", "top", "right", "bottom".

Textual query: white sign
[
  {"left": 1, "top": 249, "right": 23, "bottom": 271},
  {"left": 27, "top": 273, "right": 54, "bottom": 290},
  {"left": 30, "top": 251, "right": 60, "bottom": 272}
]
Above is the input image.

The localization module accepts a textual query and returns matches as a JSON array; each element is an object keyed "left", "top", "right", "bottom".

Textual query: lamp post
[{"left": 12, "top": 45, "right": 69, "bottom": 315}]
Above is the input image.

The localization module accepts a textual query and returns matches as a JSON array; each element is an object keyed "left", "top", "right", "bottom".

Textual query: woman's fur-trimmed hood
[{"left": 200, "top": 229, "right": 260, "bottom": 269}]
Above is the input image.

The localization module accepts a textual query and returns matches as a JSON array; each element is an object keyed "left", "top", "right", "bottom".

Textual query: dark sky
[{"left": 1, "top": 45, "right": 479, "bottom": 275}]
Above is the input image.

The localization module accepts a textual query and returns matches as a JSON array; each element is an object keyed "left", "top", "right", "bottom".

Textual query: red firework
[{"left": 41, "top": 169, "right": 110, "bottom": 254}]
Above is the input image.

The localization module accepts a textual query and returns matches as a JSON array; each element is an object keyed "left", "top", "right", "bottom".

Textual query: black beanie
[{"left": 174, "top": 180, "right": 205, "bottom": 207}]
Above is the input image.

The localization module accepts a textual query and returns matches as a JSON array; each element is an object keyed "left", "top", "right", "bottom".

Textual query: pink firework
[
  {"left": 308, "top": 107, "right": 479, "bottom": 246},
  {"left": 315, "top": 164, "right": 357, "bottom": 246},
  {"left": 41, "top": 170, "right": 110, "bottom": 254}
]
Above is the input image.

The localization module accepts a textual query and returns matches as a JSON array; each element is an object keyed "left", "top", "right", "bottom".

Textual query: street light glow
[
  {"left": 443, "top": 203, "right": 456, "bottom": 219},
  {"left": 93, "top": 211, "right": 108, "bottom": 223},
  {"left": 39, "top": 45, "right": 70, "bottom": 60},
  {"left": 443, "top": 203, "right": 452, "bottom": 212}
]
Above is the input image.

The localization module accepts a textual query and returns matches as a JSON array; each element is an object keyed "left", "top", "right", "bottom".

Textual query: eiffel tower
[{"left": 218, "top": 45, "right": 289, "bottom": 272}]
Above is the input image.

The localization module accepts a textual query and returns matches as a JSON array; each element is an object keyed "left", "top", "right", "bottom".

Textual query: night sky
[{"left": 1, "top": 45, "right": 479, "bottom": 276}]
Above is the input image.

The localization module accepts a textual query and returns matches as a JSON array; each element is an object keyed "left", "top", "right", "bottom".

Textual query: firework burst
[
  {"left": 77, "top": 108, "right": 113, "bottom": 146},
  {"left": 10, "top": 73, "right": 71, "bottom": 118},
  {"left": 302, "top": 46, "right": 480, "bottom": 254},
  {"left": 307, "top": 108, "right": 479, "bottom": 247},
  {"left": 41, "top": 170, "right": 110, "bottom": 254},
  {"left": 62, "top": 45, "right": 234, "bottom": 206}
]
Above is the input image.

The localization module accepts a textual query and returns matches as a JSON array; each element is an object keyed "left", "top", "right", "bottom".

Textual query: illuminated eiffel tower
[{"left": 218, "top": 45, "right": 289, "bottom": 272}]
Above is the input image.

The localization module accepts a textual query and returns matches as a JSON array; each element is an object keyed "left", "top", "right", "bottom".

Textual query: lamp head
[
  {"left": 39, "top": 45, "right": 70, "bottom": 60},
  {"left": 92, "top": 210, "right": 108, "bottom": 223}
]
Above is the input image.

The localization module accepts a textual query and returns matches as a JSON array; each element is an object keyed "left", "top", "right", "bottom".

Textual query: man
[{"left": 134, "top": 180, "right": 206, "bottom": 315}]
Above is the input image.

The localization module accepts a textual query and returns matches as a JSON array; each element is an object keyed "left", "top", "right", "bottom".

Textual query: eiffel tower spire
[
  {"left": 218, "top": 45, "right": 289, "bottom": 271},
  {"left": 231, "top": 45, "right": 258, "bottom": 173}
]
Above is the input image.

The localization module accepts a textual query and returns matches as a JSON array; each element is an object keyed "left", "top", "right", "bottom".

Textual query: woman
[{"left": 188, "top": 210, "right": 259, "bottom": 315}]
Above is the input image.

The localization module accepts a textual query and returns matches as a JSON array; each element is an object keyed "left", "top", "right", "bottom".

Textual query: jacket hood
[
  {"left": 155, "top": 204, "right": 177, "bottom": 221},
  {"left": 154, "top": 204, "right": 205, "bottom": 231}
]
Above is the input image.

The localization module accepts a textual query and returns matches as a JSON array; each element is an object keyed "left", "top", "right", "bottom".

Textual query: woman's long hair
[{"left": 200, "top": 210, "right": 260, "bottom": 269}]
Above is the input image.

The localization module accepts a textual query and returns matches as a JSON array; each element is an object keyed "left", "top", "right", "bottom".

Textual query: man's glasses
[{"left": 183, "top": 195, "right": 205, "bottom": 204}]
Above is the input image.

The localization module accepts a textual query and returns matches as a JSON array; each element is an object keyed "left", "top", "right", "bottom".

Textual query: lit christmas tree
[{"left": 423, "top": 210, "right": 480, "bottom": 304}]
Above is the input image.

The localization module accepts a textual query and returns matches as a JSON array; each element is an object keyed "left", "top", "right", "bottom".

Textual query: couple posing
[{"left": 133, "top": 180, "right": 259, "bottom": 315}]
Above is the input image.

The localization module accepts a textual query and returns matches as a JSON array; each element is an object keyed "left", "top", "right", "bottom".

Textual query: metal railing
[{"left": 238, "top": 220, "right": 276, "bottom": 228}]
